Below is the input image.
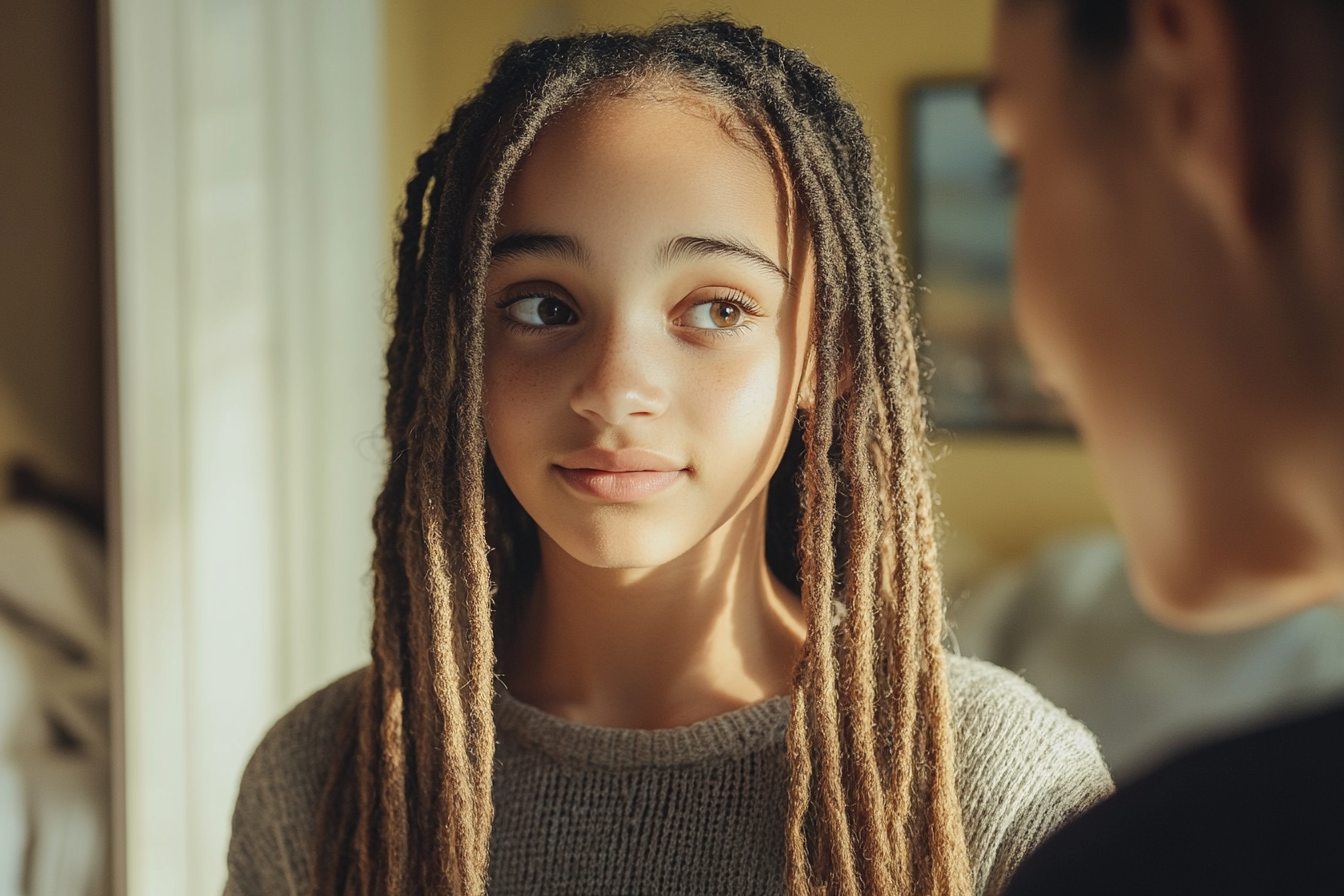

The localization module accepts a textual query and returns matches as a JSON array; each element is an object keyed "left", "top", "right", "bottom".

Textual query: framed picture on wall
[{"left": 903, "top": 78, "right": 1072, "bottom": 432}]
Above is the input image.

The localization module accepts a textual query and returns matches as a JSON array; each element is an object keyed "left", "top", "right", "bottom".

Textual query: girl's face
[{"left": 483, "top": 95, "right": 814, "bottom": 572}]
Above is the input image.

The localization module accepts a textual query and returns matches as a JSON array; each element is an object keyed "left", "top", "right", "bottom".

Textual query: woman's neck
[{"left": 498, "top": 498, "right": 806, "bottom": 729}]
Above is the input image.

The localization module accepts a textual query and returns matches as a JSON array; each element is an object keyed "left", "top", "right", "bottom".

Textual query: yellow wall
[
  {"left": 385, "top": 0, "right": 995, "bottom": 215},
  {"left": 932, "top": 435, "right": 1112, "bottom": 592},
  {"left": 382, "top": 0, "right": 1115, "bottom": 589}
]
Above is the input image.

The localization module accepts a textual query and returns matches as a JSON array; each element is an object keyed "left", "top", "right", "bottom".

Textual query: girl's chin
[{"left": 541, "top": 520, "right": 709, "bottom": 573}]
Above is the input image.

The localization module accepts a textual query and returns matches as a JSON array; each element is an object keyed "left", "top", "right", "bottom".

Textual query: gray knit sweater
[{"left": 223, "top": 655, "right": 1111, "bottom": 896}]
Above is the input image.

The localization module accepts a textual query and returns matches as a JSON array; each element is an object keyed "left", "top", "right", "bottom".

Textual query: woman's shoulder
[
  {"left": 224, "top": 668, "right": 366, "bottom": 896},
  {"left": 943, "top": 653, "right": 1113, "bottom": 896}
]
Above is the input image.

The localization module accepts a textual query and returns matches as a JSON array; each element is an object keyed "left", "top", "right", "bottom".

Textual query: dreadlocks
[{"left": 313, "top": 18, "right": 973, "bottom": 896}]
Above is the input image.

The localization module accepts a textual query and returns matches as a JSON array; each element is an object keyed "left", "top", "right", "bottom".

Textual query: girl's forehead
[
  {"left": 511, "top": 90, "right": 800, "bottom": 231},
  {"left": 502, "top": 96, "right": 776, "bottom": 224},
  {"left": 492, "top": 89, "right": 813, "bottom": 290},
  {"left": 540, "top": 90, "right": 763, "bottom": 159}
]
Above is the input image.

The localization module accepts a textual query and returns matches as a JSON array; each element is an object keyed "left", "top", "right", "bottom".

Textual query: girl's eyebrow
[
  {"left": 489, "top": 230, "right": 790, "bottom": 287},
  {"left": 659, "top": 235, "right": 792, "bottom": 286},
  {"left": 490, "top": 231, "right": 591, "bottom": 266}
]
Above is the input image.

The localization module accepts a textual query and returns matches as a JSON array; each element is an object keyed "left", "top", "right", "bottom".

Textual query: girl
[{"left": 225, "top": 19, "right": 1110, "bottom": 896}]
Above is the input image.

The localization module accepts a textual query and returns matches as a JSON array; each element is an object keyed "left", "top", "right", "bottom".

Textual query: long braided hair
[{"left": 314, "top": 19, "right": 972, "bottom": 896}]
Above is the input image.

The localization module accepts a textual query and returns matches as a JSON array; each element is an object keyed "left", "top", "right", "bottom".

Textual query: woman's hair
[
  {"left": 1052, "top": 0, "right": 1343, "bottom": 72},
  {"left": 313, "top": 18, "right": 971, "bottom": 896},
  {"left": 1045, "top": 0, "right": 1344, "bottom": 224}
]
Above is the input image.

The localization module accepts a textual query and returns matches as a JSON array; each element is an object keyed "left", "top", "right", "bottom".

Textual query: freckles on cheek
[
  {"left": 483, "top": 354, "right": 554, "bottom": 444},
  {"left": 696, "top": 351, "right": 787, "bottom": 447}
]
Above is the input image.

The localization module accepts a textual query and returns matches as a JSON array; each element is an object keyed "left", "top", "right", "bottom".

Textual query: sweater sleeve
[
  {"left": 223, "top": 669, "right": 365, "bottom": 896},
  {"left": 946, "top": 655, "right": 1114, "bottom": 896}
]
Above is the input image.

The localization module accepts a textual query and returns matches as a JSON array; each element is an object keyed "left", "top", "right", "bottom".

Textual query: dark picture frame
[{"left": 902, "top": 78, "right": 1072, "bottom": 432}]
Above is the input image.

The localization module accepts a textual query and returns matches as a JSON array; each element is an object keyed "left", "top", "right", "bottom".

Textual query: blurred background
[{"left": 2, "top": 1, "right": 1342, "bottom": 895}]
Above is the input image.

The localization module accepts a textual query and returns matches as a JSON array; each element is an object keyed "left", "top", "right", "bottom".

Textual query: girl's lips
[{"left": 555, "top": 468, "right": 686, "bottom": 502}]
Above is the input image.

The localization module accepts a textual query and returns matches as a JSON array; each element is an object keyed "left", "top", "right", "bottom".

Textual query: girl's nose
[{"left": 570, "top": 327, "right": 670, "bottom": 425}]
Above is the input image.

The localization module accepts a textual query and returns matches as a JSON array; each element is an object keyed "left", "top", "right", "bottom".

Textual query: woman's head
[
  {"left": 320, "top": 20, "right": 971, "bottom": 896},
  {"left": 988, "top": 0, "right": 1344, "bottom": 629}
]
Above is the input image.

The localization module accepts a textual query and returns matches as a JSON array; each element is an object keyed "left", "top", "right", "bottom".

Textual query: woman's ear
[{"left": 1133, "top": 0, "right": 1254, "bottom": 247}]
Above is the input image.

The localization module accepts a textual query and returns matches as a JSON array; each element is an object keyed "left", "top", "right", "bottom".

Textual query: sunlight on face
[{"left": 483, "top": 95, "right": 814, "bottom": 572}]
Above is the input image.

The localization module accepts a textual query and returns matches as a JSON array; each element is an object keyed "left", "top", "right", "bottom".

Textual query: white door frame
[{"left": 105, "top": 1, "right": 384, "bottom": 892}]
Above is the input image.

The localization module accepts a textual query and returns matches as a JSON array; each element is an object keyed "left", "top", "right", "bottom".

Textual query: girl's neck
[{"left": 499, "top": 497, "right": 806, "bottom": 729}]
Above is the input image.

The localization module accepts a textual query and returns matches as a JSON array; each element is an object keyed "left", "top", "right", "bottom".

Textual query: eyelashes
[
  {"left": 497, "top": 293, "right": 579, "bottom": 329},
  {"left": 492, "top": 287, "right": 764, "bottom": 337},
  {"left": 679, "top": 289, "right": 764, "bottom": 337}
]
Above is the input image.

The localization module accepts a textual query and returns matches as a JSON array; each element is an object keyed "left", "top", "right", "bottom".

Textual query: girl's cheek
[
  {"left": 693, "top": 346, "right": 789, "bottom": 437},
  {"left": 487, "top": 358, "right": 562, "bottom": 426}
]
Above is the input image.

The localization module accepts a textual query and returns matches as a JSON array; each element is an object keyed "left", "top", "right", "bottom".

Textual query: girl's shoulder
[
  {"left": 945, "top": 652, "right": 1103, "bottom": 758},
  {"left": 943, "top": 653, "right": 1113, "bottom": 895},
  {"left": 224, "top": 668, "right": 366, "bottom": 896},
  {"left": 222, "top": 659, "right": 1108, "bottom": 896}
]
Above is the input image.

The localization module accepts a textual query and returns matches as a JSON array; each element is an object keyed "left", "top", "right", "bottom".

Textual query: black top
[{"left": 1002, "top": 699, "right": 1344, "bottom": 896}]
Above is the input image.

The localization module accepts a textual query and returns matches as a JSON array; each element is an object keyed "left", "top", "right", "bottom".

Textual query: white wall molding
[{"left": 108, "top": 1, "right": 383, "bottom": 892}]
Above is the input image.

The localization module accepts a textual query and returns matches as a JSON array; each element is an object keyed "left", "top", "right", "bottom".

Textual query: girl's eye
[
  {"left": 504, "top": 295, "right": 577, "bottom": 328},
  {"left": 682, "top": 300, "right": 746, "bottom": 330}
]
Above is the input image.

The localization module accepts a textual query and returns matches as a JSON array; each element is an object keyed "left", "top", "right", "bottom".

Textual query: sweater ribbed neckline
[{"left": 494, "top": 688, "right": 790, "bottom": 769}]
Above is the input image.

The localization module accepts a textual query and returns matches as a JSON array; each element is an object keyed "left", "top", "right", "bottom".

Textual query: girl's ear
[
  {"left": 795, "top": 344, "right": 856, "bottom": 411},
  {"left": 796, "top": 345, "right": 817, "bottom": 411}
]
